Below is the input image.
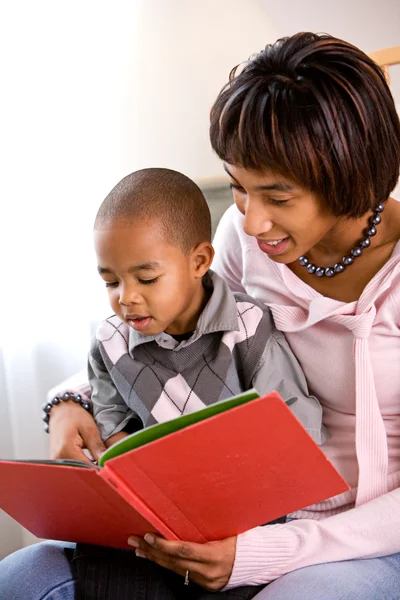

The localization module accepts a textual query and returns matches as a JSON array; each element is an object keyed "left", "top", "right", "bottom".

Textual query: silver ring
[{"left": 184, "top": 570, "right": 190, "bottom": 585}]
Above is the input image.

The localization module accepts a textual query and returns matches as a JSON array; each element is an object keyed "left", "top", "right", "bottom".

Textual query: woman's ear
[{"left": 191, "top": 242, "right": 215, "bottom": 278}]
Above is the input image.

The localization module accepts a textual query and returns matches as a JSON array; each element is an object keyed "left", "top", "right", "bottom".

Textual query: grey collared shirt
[{"left": 89, "top": 270, "right": 327, "bottom": 444}]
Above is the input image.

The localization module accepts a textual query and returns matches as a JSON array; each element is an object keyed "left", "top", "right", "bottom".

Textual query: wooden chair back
[{"left": 369, "top": 46, "right": 400, "bottom": 85}]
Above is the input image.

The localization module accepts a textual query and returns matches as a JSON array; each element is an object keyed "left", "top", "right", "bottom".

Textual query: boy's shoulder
[
  {"left": 218, "top": 290, "right": 276, "bottom": 352},
  {"left": 91, "top": 315, "right": 130, "bottom": 362},
  {"left": 232, "top": 291, "right": 270, "bottom": 312},
  {"left": 232, "top": 291, "right": 274, "bottom": 325},
  {"left": 206, "top": 271, "right": 275, "bottom": 338},
  {"left": 96, "top": 314, "right": 129, "bottom": 342}
]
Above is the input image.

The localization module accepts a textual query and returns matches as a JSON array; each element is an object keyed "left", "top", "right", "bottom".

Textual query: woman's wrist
[{"left": 42, "top": 390, "right": 92, "bottom": 433}]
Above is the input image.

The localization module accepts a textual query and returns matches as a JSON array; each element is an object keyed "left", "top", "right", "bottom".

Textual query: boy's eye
[
  {"left": 105, "top": 281, "right": 119, "bottom": 288},
  {"left": 270, "top": 199, "right": 289, "bottom": 206},
  {"left": 229, "top": 183, "right": 246, "bottom": 193},
  {"left": 138, "top": 277, "right": 159, "bottom": 285}
]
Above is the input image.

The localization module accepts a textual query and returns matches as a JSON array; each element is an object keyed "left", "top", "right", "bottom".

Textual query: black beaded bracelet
[{"left": 42, "top": 391, "right": 92, "bottom": 433}]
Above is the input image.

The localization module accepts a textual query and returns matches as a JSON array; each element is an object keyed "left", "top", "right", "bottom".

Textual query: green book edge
[
  {"left": 98, "top": 388, "right": 260, "bottom": 467},
  {"left": 4, "top": 458, "right": 98, "bottom": 469}
]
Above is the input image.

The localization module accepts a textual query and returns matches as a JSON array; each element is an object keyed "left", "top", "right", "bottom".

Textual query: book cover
[{"left": 0, "top": 390, "right": 349, "bottom": 548}]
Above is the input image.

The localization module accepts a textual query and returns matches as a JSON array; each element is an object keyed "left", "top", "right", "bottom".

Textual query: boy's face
[{"left": 94, "top": 220, "right": 212, "bottom": 336}]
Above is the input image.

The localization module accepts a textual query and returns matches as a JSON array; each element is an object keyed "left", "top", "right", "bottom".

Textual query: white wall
[
  {"left": 120, "top": 0, "right": 278, "bottom": 180},
  {"left": 262, "top": 0, "right": 400, "bottom": 51},
  {"left": 261, "top": 0, "right": 400, "bottom": 101},
  {"left": 0, "top": 352, "right": 22, "bottom": 558},
  {"left": 117, "top": 0, "right": 400, "bottom": 180}
]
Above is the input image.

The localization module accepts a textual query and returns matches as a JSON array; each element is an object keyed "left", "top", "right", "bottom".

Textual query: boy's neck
[{"left": 164, "top": 277, "right": 211, "bottom": 336}]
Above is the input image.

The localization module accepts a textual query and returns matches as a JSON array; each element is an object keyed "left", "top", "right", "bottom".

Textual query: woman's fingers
[
  {"left": 136, "top": 546, "right": 201, "bottom": 583},
  {"left": 128, "top": 534, "right": 236, "bottom": 591},
  {"left": 129, "top": 534, "right": 211, "bottom": 563},
  {"left": 144, "top": 534, "right": 207, "bottom": 561}
]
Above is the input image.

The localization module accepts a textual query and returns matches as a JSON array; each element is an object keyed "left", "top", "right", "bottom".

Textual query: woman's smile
[{"left": 256, "top": 236, "right": 290, "bottom": 256}]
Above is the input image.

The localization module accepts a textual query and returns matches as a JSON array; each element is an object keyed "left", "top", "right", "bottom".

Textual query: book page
[{"left": 98, "top": 388, "right": 259, "bottom": 466}]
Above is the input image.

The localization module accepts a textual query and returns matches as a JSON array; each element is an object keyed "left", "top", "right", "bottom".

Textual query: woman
[{"left": 1, "top": 32, "right": 400, "bottom": 600}]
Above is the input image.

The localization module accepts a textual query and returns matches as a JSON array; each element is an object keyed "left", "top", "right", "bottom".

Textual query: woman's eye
[
  {"left": 138, "top": 277, "right": 159, "bottom": 285},
  {"left": 105, "top": 281, "right": 119, "bottom": 288}
]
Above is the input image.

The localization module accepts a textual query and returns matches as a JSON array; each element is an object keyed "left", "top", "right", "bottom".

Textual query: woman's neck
[
  {"left": 306, "top": 210, "right": 376, "bottom": 267},
  {"left": 287, "top": 197, "right": 400, "bottom": 303}
]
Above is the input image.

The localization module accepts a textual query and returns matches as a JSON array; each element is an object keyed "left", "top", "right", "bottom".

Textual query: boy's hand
[
  {"left": 49, "top": 401, "right": 106, "bottom": 464},
  {"left": 127, "top": 533, "right": 236, "bottom": 591},
  {"left": 105, "top": 431, "right": 129, "bottom": 448}
]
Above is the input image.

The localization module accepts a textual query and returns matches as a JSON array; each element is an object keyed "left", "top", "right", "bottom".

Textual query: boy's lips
[
  {"left": 125, "top": 315, "right": 153, "bottom": 332},
  {"left": 257, "top": 237, "right": 290, "bottom": 256}
]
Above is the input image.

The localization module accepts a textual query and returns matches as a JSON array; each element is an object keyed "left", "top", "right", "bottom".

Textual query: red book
[{"left": 0, "top": 390, "right": 349, "bottom": 548}]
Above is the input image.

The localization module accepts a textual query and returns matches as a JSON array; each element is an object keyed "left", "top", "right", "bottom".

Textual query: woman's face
[{"left": 224, "top": 163, "right": 339, "bottom": 263}]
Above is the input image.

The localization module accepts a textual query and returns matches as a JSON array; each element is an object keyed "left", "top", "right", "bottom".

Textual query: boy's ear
[{"left": 191, "top": 242, "right": 214, "bottom": 278}]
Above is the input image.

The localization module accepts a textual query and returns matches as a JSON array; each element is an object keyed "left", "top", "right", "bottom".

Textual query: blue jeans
[
  {"left": 0, "top": 542, "right": 76, "bottom": 600},
  {"left": 1, "top": 541, "right": 400, "bottom": 599}
]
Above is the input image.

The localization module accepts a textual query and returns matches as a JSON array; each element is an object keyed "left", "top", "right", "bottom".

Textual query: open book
[{"left": 0, "top": 390, "right": 349, "bottom": 548}]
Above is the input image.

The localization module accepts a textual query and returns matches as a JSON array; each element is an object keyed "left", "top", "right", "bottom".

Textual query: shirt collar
[{"left": 128, "top": 270, "right": 239, "bottom": 353}]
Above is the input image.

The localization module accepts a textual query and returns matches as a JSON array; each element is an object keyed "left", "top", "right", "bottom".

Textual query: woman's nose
[{"left": 242, "top": 198, "right": 273, "bottom": 238}]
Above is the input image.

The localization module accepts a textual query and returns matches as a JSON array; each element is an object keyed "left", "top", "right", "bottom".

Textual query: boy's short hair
[
  {"left": 210, "top": 32, "right": 400, "bottom": 218},
  {"left": 95, "top": 168, "right": 212, "bottom": 252}
]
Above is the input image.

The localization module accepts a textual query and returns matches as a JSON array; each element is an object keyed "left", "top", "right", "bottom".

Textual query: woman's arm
[
  {"left": 226, "top": 487, "right": 400, "bottom": 588},
  {"left": 129, "top": 486, "right": 400, "bottom": 591}
]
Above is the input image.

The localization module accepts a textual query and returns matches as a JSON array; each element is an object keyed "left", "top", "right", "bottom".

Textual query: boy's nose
[{"left": 119, "top": 285, "right": 141, "bottom": 306}]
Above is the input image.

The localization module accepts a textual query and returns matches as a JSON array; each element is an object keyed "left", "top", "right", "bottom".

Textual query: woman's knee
[
  {"left": 0, "top": 541, "right": 76, "bottom": 600},
  {"left": 252, "top": 555, "right": 400, "bottom": 600}
]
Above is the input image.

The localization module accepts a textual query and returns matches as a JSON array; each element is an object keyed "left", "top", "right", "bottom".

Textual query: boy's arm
[
  {"left": 89, "top": 340, "right": 142, "bottom": 443},
  {"left": 250, "top": 326, "right": 328, "bottom": 445}
]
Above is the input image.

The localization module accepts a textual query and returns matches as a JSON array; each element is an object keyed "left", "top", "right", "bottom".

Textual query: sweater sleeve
[
  {"left": 251, "top": 329, "right": 327, "bottom": 445},
  {"left": 225, "top": 487, "right": 400, "bottom": 589},
  {"left": 212, "top": 205, "right": 247, "bottom": 294},
  {"left": 89, "top": 340, "right": 139, "bottom": 441}
]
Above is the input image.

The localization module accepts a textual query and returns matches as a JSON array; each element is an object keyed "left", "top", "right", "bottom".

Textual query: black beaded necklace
[{"left": 298, "top": 203, "right": 384, "bottom": 278}]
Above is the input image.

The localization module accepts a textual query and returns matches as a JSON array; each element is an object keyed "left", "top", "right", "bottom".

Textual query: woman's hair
[{"left": 210, "top": 32, "right": 400, "bottom": 218}]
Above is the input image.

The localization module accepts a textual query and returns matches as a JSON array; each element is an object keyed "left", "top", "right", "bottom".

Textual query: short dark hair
[
  {"left": 210, "top": 32, "right": 400, "bottom": 218},
  {"left": 95, "top": 168, "right": 212, "bottom": 253}
]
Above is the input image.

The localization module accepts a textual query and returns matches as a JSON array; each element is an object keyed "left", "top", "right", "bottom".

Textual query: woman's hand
[
  {"left": 128, "top": 533, "right": 236, "bottom": 591},
  {"left": 49, "top": 401, "right": 106, "bottom": 464}
]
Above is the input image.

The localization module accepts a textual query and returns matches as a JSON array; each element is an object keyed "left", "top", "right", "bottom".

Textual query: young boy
[{"left": 62, "top": 167, "right": 325, "bottom": 448}]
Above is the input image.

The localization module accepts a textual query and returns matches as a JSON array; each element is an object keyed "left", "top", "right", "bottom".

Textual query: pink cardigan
[{"left": 212, "top": 205, "right": 400, "bottom": 589}]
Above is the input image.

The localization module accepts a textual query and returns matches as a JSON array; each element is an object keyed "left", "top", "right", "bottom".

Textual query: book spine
[
  {"left": 100, "top": 465, "right": 179, "bottom": 540},
  {"left": 105, "top": 459, "right": 209, "bottom": 543}
]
